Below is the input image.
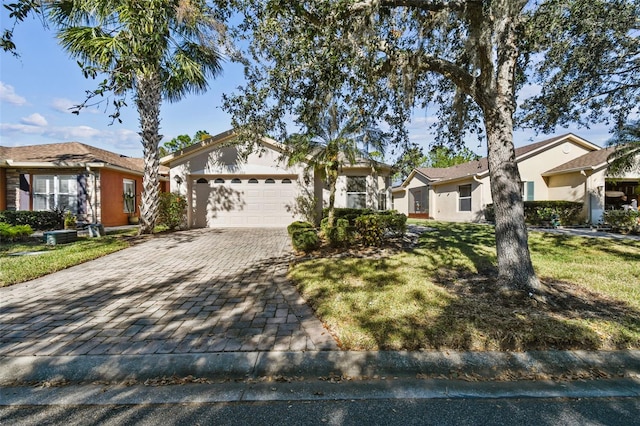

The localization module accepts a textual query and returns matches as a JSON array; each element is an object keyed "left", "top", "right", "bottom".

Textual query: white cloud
[
  {"left": 0, "top": 82, "right": 27, "bottom": 106},
  {"left": 0, "top": 121, "right": 143, "bottom": 156},
  {"left": 20, "top": 113, "right": 48, "bottom": 127},
  {"left": 51, "top": 98, "right": 77, "bottom": 113}
]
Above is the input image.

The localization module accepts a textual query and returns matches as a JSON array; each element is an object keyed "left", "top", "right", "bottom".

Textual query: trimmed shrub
[
  {"left": 355, "top": 214, "right": 385, "bottom": 246},
  {"left": 322, "top": 207, "right": 375, "bottom": 225},
  {"left": 287, "top": 221, "right": 315, "bottom": 236},
  {"left": 157, "top": 192, "right": 188, "bottom": 230},
  {"left": 379, "top": 211, "right": 407, "bottom": 236},
  {"left": 0, "top": 210, "right": 62, "bottom": 230},
  {"left": 602, "top": 209, "right": 640, "bottom": 234},
  {"left": 288, "top": 221, "right": 320, "bottom": 252},
  {"left": 0, "top": 222, "right": 33, "bottom": 242},
  {"left": 320, "top": 217, "right": 354, "bottom": 247},
  {"left": 484, "top": 201, "right": 583, "bottom": 226}
]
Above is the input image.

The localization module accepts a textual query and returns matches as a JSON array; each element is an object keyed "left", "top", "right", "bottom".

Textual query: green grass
[
  {"left": 0, "top": 234, "right": 131, "bottom": 286},
  {"left": 289, "top": 221, "right": 640, "bottom": 351}
]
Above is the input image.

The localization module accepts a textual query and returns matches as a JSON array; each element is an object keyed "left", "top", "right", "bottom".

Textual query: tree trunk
[
  {"left": 326, "top": 165, "right": 338, "bottom": 228},
  {"left": 136, "top": 73, "right": 163, "bottom": 235},
  {"left": 482, "top": 0, "right": 541, "bottom": 293},
  {"left": 485, "top": 109, "right": 541, "bottom": 293}
]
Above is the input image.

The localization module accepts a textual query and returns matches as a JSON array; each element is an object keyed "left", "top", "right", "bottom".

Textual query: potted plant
[{"left": 64, "top": 211, "right": 77, "bottom": 229}]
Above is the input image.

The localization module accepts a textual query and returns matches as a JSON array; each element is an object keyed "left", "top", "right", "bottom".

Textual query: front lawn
[
  {"left": 0, "top": 234, "right": 132, "bottom": 286},
  {"left": 289, "top": 221, "right": 640, "bottom": 351}
]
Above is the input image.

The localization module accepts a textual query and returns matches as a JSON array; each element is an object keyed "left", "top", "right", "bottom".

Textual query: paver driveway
[{"left": 0, "top": 228, "right": 337, "bottom": 356}]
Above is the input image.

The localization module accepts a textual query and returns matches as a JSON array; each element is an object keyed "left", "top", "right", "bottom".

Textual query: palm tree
[
  {"left": 607, "top": 120, "right": 640, "bottom": 176},
  {"left": 285, "top": 103, "right": 387, "bottom": 228},
  {"left": 48, "top": 0, "right": 225, "bottom": 234}
]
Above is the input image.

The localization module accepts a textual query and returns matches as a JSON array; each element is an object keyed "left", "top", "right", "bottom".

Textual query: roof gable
[
  {"left": 160, "top": 129, "right": 392, "bottom": 170},
  {"left": 400, "top": 133, "right": 600, "bottom": 186}
]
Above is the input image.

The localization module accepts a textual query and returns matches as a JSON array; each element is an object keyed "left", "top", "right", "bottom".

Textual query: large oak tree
[{"left": 224, "top": 0, "right": 639, "bottom": 293}]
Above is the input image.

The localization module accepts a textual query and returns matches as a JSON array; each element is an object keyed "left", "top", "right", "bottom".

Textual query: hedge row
[
  {"left": 288, "top": 209, "right": 408, "bottom": 252},
  {"left": 0, "top": 210, "right": 62, "bottom": 231},
  {"left": 484, "top": 201, "right": 584, "bottom": 226}
]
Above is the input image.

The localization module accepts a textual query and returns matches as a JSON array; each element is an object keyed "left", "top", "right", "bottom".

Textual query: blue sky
[{"left": 1, "top": 14, "right": 617, "bottom": 162}]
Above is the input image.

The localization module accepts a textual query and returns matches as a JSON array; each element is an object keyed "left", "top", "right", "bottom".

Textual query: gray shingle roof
[
  {"left": 543, "top": 146, "right": 616, "bottom": 175},
  {"left": 415, "top": 134, "right": 588, "bottom": 182}
]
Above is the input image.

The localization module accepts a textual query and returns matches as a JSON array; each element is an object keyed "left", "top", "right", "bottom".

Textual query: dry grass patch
[{"left": 289, "top": 222, "right": 640, "bottom": 351}]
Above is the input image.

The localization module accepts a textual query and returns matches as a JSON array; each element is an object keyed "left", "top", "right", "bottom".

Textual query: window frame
[
  {"left": 346, "top": 176, "right": 367, "bottom": 209},
  {"left": 123, "top": 178, "right": 136, "bottom": 214},
  {"left": 458, "top": 184, "right": 472, "bottom": 212},
  {"left": 33, "top": 174, "right": 78, "bottom": 213}
]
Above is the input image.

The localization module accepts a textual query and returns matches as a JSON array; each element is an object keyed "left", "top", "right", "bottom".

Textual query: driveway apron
[{"left": 0, "top": 228, "right": 337, "bottom": 357}]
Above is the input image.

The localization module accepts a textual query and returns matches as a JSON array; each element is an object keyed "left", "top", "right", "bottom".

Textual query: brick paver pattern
[{"left": 0, "top": 228, "right": 338, "bottom": 356}]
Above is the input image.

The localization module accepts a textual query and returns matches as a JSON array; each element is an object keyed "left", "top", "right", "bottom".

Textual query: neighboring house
[
  {"left": 0, "top": 142, "right": 169, "bottom": 227},
  {"left": 161, "top": 130, "right": 392, "bottom": 228},
  {"left": 392, "top": 133, "right": 640, "bottom": 225}
]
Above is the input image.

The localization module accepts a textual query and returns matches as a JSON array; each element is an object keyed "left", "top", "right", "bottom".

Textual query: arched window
[
  {"left": 248, "top": 178, "right": 258, "bottom": 183},
  {"left": 196, "top": 178, "right": 208, "bottom": 184},
  {"left": 214, "top": 178, "right": 225, "bottom": 184},
  {"left": 281, "top": 178, "right": 292, "bottom": 184},
  {"left": 231, "top": 178, "right": 241, "bottom": 184},
  {"left": 265, "top": 178, "right": 275, "bottom": 184}
]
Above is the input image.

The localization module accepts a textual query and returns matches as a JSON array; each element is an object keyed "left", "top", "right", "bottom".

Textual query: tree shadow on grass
[{"left": 294, "top": 222, "right": 640, "bottom": 352}]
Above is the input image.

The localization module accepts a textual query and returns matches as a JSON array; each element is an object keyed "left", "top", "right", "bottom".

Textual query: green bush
[
  {"left": 355, "top": 214, "right": 385, "bottom": 246},
  {"left": 290, "top": 229, "right": 320, "bottom": 252},
  {"left": 379, "top": 212, "right": 407, "bottom": 236},
  {"left": 602, "top": 210, "right": 640, "bottom": 234},
  {"left": 157, "top": 192, "right": 188, "bottom": 230},
  {"left": 0, "top": 222, "right": 33, "bottom": 242},
  {"left": 320, "top": 217, "right": 353, "bottom": 247},
  {"left": 322, "top": 207, "right": 375, "bottom": 225},
  {"left": 484, "top": 201, "right": 583, "bottom": 226},
  {"left": 287, "top": 221, "right": 315, "bottom": 236},
  {"left": 0, "top": 210, "right": 62, "bottom": 230}
]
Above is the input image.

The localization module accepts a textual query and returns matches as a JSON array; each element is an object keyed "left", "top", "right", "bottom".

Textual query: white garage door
[{"left": 192, "top": 176, "right": 297, "bottom": 228}]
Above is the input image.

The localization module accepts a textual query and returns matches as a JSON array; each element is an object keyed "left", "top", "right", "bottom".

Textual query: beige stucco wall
[
  {"left": 392, "top": 189, "right": 407, "bottom": 214},
  {"left": 328, "top": 167, "right": 390, "bottom": 210},
  {"left": 517, "top": 140, "right": 594, "bottom": 201},
  {"left": 430, "top": 178, "right": 487, "bottom": 222}
]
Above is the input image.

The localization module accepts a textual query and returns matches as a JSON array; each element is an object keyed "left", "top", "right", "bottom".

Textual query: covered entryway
[{"left": 191, "top": 175, "right": 298, "bottom": 227}]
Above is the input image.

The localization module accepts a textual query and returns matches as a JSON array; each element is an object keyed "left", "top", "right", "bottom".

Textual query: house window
[
  {"left": 248, "top": 178, "right": 258, "bottom": 183},
  {"left": 123, "top": 179, "right": 136, "bottom": 214},
  {"left": 265, "top": 178, "right": 275, "bottom": 184},
  {"left": 282, "top": 178, "right": 292, "bottom": 184},
  {"left": 33, "top": 175, "right": 78, "bottom": 213},
  {"left": 231, "top": 178, "right": 241, "bottom": 183},
  {"left": 347, "top": 176, "right": 367, "bottom": 209},
  {"left": 521, "top": 181, "right": 535, "bottom": 201},
  {"left": 197, "top": 178, "right": 208, "bottom": 184},
  {"left": 458, "top": 184, "right": 472, "bottom": 212},
  {"left": 378, "top": 191, "right": 387, "bottom": 211},
  {"left": 214, "top": 178, "right": 225, "bottom": 184}
]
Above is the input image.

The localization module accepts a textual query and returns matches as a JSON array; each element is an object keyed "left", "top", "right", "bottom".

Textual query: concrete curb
[{"left": 2, "top": 350, "right": 640, "bottom": 385}]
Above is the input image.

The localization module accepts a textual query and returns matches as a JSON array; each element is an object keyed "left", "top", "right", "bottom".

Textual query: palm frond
[{"left": 607, "top": 120, "right": 640, "bottom": 176}]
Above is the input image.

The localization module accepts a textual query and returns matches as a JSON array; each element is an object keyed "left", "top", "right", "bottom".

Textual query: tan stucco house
[
  {"left": 161, "top": 130, "right": 392, "bottom": 228},
  {"left": 392, "top": 134, "right": 639, "bottom": 225},
  {"left": 0, "top": 142, "right": 169, "bottom": 226}
]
